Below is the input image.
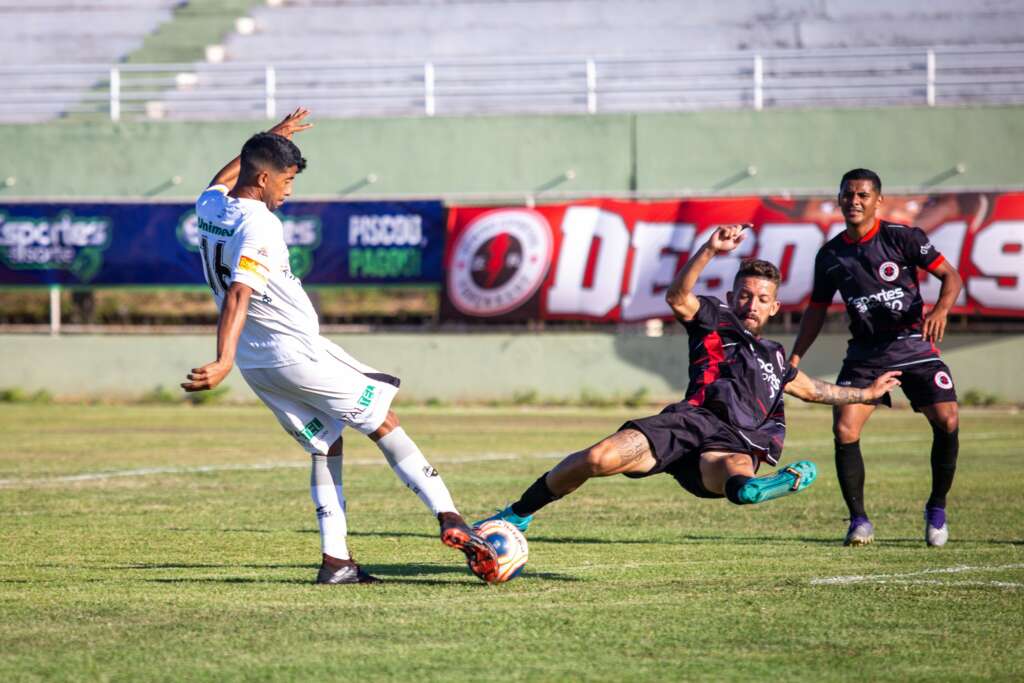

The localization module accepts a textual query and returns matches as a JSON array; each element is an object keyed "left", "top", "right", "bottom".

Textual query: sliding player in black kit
[
  {"left": 479, "top": 225, "right": 900, "bottom": 535},
  {"left": 790, "top": 169, "right": 964, "bottom": 547}
]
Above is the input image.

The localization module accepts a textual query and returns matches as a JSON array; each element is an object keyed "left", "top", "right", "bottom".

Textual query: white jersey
[{"left": 195, "top": 185, "right": 320, "bottom": 369}]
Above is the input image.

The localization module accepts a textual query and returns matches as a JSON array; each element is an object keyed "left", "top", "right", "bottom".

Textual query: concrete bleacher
[
  {"left": 0, "top": 0, "right": 178, "bottom": 121},
  {"left": 224, "top": 0, "right": 1024, "bottom": 62}
]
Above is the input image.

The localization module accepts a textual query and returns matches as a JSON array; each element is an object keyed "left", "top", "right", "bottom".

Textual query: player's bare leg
[
  {"left": 370, "top": 411, "right": 498, "bottom": 582},
  {"left": 698, "top": 451, "right": 817, "bottom": 504},
  {"left": 315, "top": 437, "right": 381, "bottom": 585},
  {"left": 478, "top": 430, "right": 659, "bottom": 531},
  {"left": 919, "top": 401, "right": 960, "bottom": 546},
  {"left": 833, "top": 402, "right": 877, "bottom": 546}
]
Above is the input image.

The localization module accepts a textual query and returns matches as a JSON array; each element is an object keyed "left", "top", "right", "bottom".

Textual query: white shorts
[{"left": 240, "top": 337, "right": 400, "bottom": 455}]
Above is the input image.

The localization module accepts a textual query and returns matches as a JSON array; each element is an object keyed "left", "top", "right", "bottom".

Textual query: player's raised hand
[
  {"left": 922, "top": 308, "right": 949, "bottom": 343},
  {"left": 181, "top": 360, "right": 231, "bottom": 393},
  {"left": 867, "top": 370, "right": 902, "bottom": 399},
  {"left": 707, "top": 224, "right": 750, "bottom": 255},
  {"left": 268, "top": 107, "right": 313, "bottom": 140}
]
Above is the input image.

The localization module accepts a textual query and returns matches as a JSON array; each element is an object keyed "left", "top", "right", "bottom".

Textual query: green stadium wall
[
  {"left": 1, "top": 332, "right": 1021, "bottom": 404},
  {"left": 1, "top": 106, "right": 1022, "bottom": 199}
]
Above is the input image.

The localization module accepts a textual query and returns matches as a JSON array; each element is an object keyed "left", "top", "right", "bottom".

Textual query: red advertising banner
[{"left": 442, "top": 193, "right": 1024, "bottom": 321}]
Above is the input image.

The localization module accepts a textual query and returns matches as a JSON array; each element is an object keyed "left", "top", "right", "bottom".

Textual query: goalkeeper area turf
[{"left": 1, "top": 404, "right": 1021, "bottom": 681}]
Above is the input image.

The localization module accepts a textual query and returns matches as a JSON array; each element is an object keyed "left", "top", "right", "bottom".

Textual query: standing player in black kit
[
  {"left": 789, "top": 169, "right": 964, "bottom": 547},
  {"left": 479, "top": 224, "right": 900, "bottom": 535}
]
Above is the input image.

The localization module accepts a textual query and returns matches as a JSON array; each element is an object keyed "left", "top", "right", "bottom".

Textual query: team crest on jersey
[
  {"left": 447, "top": 209, "right": 553, "bottom": 316},
  {"left": 878, "top": 261, "right": 900, "bottom": 282},
  {"left": 934, "top": 370, "right": 954, "bottom": 390}
]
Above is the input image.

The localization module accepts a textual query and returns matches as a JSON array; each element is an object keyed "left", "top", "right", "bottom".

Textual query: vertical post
[
  {"left": 753, "top": 54, "right": 764, "bottom": 111},
  {"left": 265, "top": 65, "right": 277, "bottom": 119},
  {"left": 586, "top": 58, "right": 597, "bottom": 114},
  {"left": 424, "top": 62, "right": 436, "bottom": 116},
  {"left": 926, "top": 49, "right": 936, "bottom": 106},
  {"left": 109, "top": 67, "right": 121, "bottom": 122},
  {"left": 49, "top": 285, "right": 61, "bottom": 336}
]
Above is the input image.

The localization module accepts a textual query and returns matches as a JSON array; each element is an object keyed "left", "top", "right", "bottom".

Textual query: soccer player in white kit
[{"left": 181, "top": 108, "right": 499, "bottom": 584}]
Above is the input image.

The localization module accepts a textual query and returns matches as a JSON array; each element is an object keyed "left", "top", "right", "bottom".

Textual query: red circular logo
[
  {"left": 934, "top": 371, "right": 953, "bottom": 389},
  {"left": 878, "top": 261, "right": 900, "bottom": 282}
]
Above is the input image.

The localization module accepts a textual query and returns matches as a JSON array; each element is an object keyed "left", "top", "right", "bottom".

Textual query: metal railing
[{"left": 2, "top": 45, "right": 1024, "bottom": 122}]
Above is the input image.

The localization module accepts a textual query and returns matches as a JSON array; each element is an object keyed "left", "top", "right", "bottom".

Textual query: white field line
[
  {"left": 0, "top": 452, "right": 565, "bottom": 488},
  {"left": 811, "top": 563, "right": 1024, "bottom": 587}
]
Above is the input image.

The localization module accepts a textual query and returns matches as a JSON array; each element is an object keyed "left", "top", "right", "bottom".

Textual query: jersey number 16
[{"left": 199, "top": 237, "right": 232, "bottom": 296}]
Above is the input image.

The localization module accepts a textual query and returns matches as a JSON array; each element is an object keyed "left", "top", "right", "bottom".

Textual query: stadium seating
[
  {"left": 3, "top": 0, "right": 1024, "bottom": 121},
  {"left": 0, "top": 1, "right": 178, "bottom": 121}
]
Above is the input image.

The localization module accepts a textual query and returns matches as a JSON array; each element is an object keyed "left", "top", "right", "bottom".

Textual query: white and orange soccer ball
[{"left": 474, "top": 519, "right": 528, "bottom": 583}]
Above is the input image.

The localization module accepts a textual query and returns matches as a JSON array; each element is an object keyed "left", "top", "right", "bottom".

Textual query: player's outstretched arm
[
  {"left": 207, "top": 107, "right": 314, "bottom": 190},
  {"left": 181, "top": 282, "right": 253, "bottom": 392},
  {"left": 922, "top": 260, "right": 963, "bottom": 343},
  {"left": 784, "top": 369, "right": 901, "bottom": 405},
  {"left": 789, "top": 304, "right": 827, "bottom": 367},
  {"left": 665, "top": 224, "right": 749, "bottom": 321}
]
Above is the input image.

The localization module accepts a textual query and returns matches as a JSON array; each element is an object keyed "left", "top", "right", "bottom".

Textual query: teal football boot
[
  {"left": 734, "top": 460, "right": 817, "bottom": 505},
  {"left": 474, "top": 505, "right": 533, "bottom": 533}
]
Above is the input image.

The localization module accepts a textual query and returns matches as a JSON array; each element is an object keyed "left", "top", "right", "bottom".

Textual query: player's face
[
  {"left": 728, "top": 276, "right": 781, "bottom": 335},
  {"left": 838, "top": 179, "right": 882, "bottom": 229},
  {"left": 262, "top": 165, "right": 299, "bottom": 211}
]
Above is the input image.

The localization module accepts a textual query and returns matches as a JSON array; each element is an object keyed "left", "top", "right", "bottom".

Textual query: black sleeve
[
  {"left": 809, "top": 249, "right": 837, "bottom": 304},
  {"left": 682, "top": 295, "right": 723, "bottom": 335},
  {"left": 781, "top": 363, "right": 800, "bottom": 388},
  {"left": 902, "top": 226, "right": 945, "bottom": 271}
]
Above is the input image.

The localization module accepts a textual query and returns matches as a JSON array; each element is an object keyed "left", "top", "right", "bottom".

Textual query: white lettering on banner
[
  {"left": 755, "top": 223, "right": 824, "bottom": 302},
  {"left": 348, "top": 214, "right": 424, "bottom": 246},
  {"left": 969, "top": 221, "right": 1024, "bottom": 309},
  {"left": 547, "top": 207, "right": 629, "bottom": 317},
  {"left": 620, "top": 222, "right": 695, "bottom": 321},
  {"left": 918, "top": 221, "right": 968, "bottom": 306}
]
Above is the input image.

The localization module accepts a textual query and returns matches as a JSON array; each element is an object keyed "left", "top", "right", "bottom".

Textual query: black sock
[
  {"left": 511, "top": 472, "right": 560, "bottom": 516},
  {"left": 927, "top": 426, "right": 959, "bottom": 509},
  {"left": 724, "top": 475, "right": 753, "bottom": 505},
  {"left": 835, "top": 440, "right": 867, "bottom": 518}
]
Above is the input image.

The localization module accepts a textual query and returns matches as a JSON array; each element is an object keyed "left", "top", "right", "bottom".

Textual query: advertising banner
[
  {"left": 442, "top": 193, "right": 1024, "bottom": 321},
  {"left": 0, "top": 200, "right": 445, "bottom": 286}
]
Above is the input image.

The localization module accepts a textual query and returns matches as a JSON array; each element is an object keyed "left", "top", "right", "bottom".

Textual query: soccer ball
[{"left": 475, "top": 519, "right": 528, "bottom": 582}]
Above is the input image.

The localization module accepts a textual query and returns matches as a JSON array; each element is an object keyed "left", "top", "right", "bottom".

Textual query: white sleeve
[{"left": 231, "top": 217, "right": 277, "bottom": 294}]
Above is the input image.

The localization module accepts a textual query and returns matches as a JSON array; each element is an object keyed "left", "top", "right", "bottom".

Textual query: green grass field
[{"left": 1, "top": 404, "right": 1022, "bottom": 682}]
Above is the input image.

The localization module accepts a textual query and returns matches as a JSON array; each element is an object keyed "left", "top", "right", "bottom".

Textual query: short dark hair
[
  {"left": 734, "top": 259, "right": 781, "bottom": 288},
  {"left": 239, "top": 132, "right": 307, "bottom": 178},
  {"left": 839, "top": 168, "right": 882, "bottom": 194}
]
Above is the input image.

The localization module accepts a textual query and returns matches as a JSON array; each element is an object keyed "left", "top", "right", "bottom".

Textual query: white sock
[
  {"left": 376, "top": 427, "right": 457, "bottom": 516},
  {"left": 310, "top": 454, "right": 349, "bottom": 560}
]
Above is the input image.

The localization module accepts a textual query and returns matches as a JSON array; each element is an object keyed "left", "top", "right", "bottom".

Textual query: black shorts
[
  {"left": 837, "top": 358, "right": 957, "bottom": 411},
  {"left": 620, "top": 403, "right": 761, "bottom": 499}
]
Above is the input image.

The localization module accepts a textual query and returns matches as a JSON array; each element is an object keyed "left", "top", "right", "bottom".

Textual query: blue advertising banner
[{"left": 0, "top": 201, "right": 445, "bottom": 286}]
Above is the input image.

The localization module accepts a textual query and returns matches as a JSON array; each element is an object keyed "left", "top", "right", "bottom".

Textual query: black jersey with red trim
[
  {"left": 810, "top": 220, "right": 946, "bottom": 362},
  {"left": 680, "top": 295, "right": 798, "bottom": 465}
]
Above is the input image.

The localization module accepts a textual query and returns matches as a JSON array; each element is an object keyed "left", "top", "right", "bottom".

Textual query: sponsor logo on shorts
[
  {"left": 878, "top": 261, "right": 900, "bottom": 282},
  {"left": 295, "top": 417, "right": 324, "bottom": 442},
  {"left": 934, "top": 370, "right": 954, "bottom": 389},
  {"left": 447, "top": 208, "right": 553, "bottom": 317},
  {"left": 357, "top": 385, "right": 376, "bottom": 409}
]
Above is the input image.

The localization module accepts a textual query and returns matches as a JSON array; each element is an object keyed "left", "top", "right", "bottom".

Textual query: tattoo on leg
[{"left": 610, "top": 430, "right": 650, "bottom": 467}]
